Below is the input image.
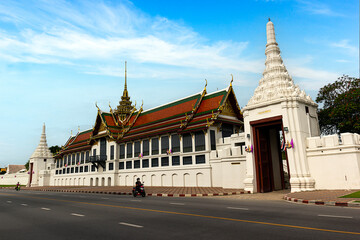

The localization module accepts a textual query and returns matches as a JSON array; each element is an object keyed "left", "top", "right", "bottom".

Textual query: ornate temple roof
[
  {"left": 30, "top": 123, "right": 53, "bottom": 159},
  {"left": 55, "top": 81, "right": 243, "bottom": 157},
  {"left": 244, "top": 19, "right": 316, "bottom": 110}
]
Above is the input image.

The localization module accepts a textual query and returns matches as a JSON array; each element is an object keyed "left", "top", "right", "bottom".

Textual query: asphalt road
[{"left": 1, "top": 189, "right": 359, "bottom": 240}]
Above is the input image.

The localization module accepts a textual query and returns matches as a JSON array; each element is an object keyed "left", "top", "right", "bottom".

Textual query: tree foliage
[
  {"left": 25, "top": 160, "right": 29, "bottom": 170},
  {"left": 316, "top": 75, "right": 360, "bottom": 135},
  {"left": 49, "top": 145, "right": 62, "bottom": 155}
]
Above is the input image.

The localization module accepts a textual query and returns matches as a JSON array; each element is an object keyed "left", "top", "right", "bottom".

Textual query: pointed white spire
[
  {"left": 30, "top": 123, "right": 53, "bottom": 159},
  {"left": 246, "top": 19, "right": 315, "bottom": 107}
]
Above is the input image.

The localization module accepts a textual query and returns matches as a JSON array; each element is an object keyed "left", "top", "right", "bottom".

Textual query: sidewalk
[
  {"left": 18, "top": 186, "right": 250, "bottom": 197},
  {"left": 284, "top": 190, "right": 360, "bottom": 207}
]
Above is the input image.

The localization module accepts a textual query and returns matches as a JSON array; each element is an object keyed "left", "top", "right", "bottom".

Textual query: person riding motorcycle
[{"left": 135, "top": 178, "right": 142, "bottom": 192}]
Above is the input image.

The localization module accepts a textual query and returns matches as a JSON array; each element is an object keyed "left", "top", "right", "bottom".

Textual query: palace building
[
  {"left": 27, "top": 20, "right": 360, "bottom": 193},
  {"left": 51, "top": 74, "right": 245, "bottom": 188}
]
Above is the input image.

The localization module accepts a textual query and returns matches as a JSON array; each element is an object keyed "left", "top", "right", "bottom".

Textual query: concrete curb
[
  {"left": 19, "top": 188, "right": 251, "bottom": 197},
  {"left": 283, "top": 196, "right": 360, "bottom": 208}
]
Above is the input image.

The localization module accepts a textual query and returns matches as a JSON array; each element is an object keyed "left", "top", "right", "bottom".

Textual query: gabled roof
[
  {"left": 57, "top": 129, "right": 92, "bottom": 157},
  {"left": 56, "top": 83, "right": 243, "bottom": 157}
]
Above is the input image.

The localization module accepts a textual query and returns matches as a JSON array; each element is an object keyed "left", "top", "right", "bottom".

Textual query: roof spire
[
  {"left": 115, "top": 61, "right": 133, "bottom": 120},
  {"left": 245, "top": 19, "right": 315, "bottom": 107},
  {"left": 122, "top": 61, "right": 128, "bottom": 98},
  {"left": 266, "top": 19, "right": 276, "bottom": 45},
  {"left": 124, "top": 61, "right": 127, "bottom": 91},
  {"left": 30, "top": 123, "right": 53, "bottom": 159}
]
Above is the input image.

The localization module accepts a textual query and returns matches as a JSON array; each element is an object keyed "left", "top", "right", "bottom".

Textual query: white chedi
[
  {"left": 30, "top": 123, "right": 53, "bottom": 159},
  {"left": 247, "top": 20, "right": 314, "bottom": 106}
]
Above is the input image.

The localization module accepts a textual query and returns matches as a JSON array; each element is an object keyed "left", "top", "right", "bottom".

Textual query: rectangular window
[
  {"left": 161, "top": 136, "right": 169, "bottom": 154},
  {"left": 84, "top": 166, "right": 89, "bottom": 172},
  {"left": 210, "top": 130, "right": 216, "bottom": 150},
  {"left": 161, "top": 157, "right": 169, "bottom": 166},
  {"left": 76, "top": 153, "right": 80, "bottom": 164},
  {"left": 110, "top": 145, "right": 114, "bottom": 160},
  {"left": 55, "top": 170, "right": 58, "bottom": 175},
  {"left": 64, "top": 168, "right": 66, "bottom": 174},
  {"left": 183, "top": 156, "right": 192, "bottom": 165},
  {"left": 134, "top": 160, "right": 140, "bottom": 169},
  {"left": 134, "top": 141, "right": 140, "bottom": 156},
  {"left": 103, "top": 165, "right": 106, "bottom": 171},
  {"left": 81, "top": 152, "right": 85, "bottom": 164},
  {"left": 183, "top": 133, "right": 192, "bottom": 152},
  {"left": 91, "top": 165, "right": 96, "bottom": 172},
  {"left": 151, "top": 138, "right": 159, "bottom": 155},
  {"left": 120, "top": 144, "right": 125, "bottom": 159},
  {"left": 142, "top": 159, "right": 149, "bottom": 168},
  {"left": 93, "top": 149, "right": 97, "bottom": 157},
  {"left": 75, "top": 167, "right": 79, "bottom": 173},
  {"left": 119, "top": 162, "right": 124, "bottom": 170},
  {"left": 56, "top": 159, "right": 59, "bottom": 168},
  {"left": 151, "top": 158, "right": 159, "bottom": 167},
  {"left": 171, "top": 134, "right": 180, "bottom": 152},
  {"left": 196, "top": 155, "right": 206, "bottom": 164},
  {"left": 109, "top": 162, "right": 114, "bottom": 170},
  {"left": 72, "top": 154, "right": 75, "bottom": 165},
  {"left": 195, "top": 131, "right": 205, "bottom": 151},
  {"left": 71, "top": 167, "right": 74, "bottom": 173},
  {"left": 222, "top": 123, "right": 233, "bottom": 138},
  {"left": 67, "top": 155, "right": 71, "bottom": 165},
  {"left": 143, "top": 140, "right": 149, "bottom": 156},
  {"left": 86, "top": 151, "right": 90, "bottom": 163},
  {"left": 126, "top": 161, "right": 132, "bottom": 169},
  {"left": 127, "top": 143, "right": 133, "bottom": 158},
  {"left": 59, "top": 170, "right": 62, "bottom": 174},
  {"left": 80, "top": 166, "right": 83, "bottom": 173},
  {"left": 172, "top": 156, "right": 180, "bottom": 166}
]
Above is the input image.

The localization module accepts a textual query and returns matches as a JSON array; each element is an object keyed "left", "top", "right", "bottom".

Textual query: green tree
[
  {"left": 49, "top": 145, "right": 62, "bottom": 155},
  {"left": 25, "top": 160, "right": 29, "bottom": 170},
  {"left": 316, "top": 75, "right": 360, "bottom": 135}
]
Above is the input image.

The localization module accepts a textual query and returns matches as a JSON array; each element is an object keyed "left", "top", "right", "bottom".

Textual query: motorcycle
[
  {"left": 132, "top": 183, "right": 146, "bottom": 197},
  {"left": 15, "top": 185, "right": 20, "bottom": 191}
]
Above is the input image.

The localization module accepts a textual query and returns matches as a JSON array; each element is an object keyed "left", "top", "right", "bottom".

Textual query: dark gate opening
[{"left": 251, "top": 116, "right": 289, "bottom": 193}]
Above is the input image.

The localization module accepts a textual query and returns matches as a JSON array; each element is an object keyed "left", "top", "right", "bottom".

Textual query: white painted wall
[{"left": 307, "top": 133, "right": 360, "bottom": 190}]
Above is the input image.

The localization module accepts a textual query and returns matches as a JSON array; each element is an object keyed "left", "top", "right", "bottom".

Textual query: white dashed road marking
[
  {"left": 318, "top": 214, "right": 353, "bottom": 219},
  {"left": 101, "top": 197, "right": 109, "bottom": 200},
  {"left": 119, "top": 222, "right": 143, "bottom": 228},
  {"left": 21, "top": 204, "right": 28, "bottom": 206},
  {"left": 71, "top": 213, "right": 85, "bottom": 217},
  {"left": 131, "top": 200, "right": 141, "bottom": 202},
  {"left": 227, "top": 207, "right": 249, "bottom": 210},
  {"left": 7, "top": 201, "right": 12, "bottom": 203},
  {"left": 170, "top": 203, "right": 185, "bottom": 205},
  {"left": 41, "top": 208, "right": 51, "bottom": 211}
]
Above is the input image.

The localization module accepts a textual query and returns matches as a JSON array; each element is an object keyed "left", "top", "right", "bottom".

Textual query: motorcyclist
[{"left": 135, "top": 178, "right": 142, "bottom": 192}]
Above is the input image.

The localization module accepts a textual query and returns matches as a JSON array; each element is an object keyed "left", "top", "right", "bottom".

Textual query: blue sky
[{"left": 0, "top": 0, "right": 358, "bottom": 166}]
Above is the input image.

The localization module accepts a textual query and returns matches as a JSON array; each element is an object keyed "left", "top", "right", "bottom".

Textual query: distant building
[{"left": 0, "top": 164, "right": 28, "bottom": 185}]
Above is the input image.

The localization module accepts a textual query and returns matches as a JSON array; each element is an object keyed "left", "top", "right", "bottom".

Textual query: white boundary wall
[{"left": 307, "top": 133, "right": 360, "bottom": 190}]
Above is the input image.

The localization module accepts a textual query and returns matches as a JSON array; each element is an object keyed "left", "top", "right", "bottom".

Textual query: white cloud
[
  {"left": 330, "top": 39, "right": 358, "bottom": 56},
  {"left": 296, "top": 0, "right": 344, "bottom": 17},
  {"left": 0, "top": 1, "right": 261, "bottom": 77}
]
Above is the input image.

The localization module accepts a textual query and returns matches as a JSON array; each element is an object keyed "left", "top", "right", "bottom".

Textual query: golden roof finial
[
  {"left": 95, "top": 102, "right": 100, "bottom": 111},
  {"left": 109, "top": 102, "right": 113, "bottom": 112},
  {"left": 78, "top": 126, "right": 80, "bottom": 132},
  {"left": 204, "top": 79, "right": 207, "bottom": 91},
  {"left": 125, "top": 61, "right": 127, "bottom": 91},
  {"left": 70, "top": 130, "right": 73, "bottom": 137},
  {"left": 230, "top": 74, "right": 233, "bottom": 87}
]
